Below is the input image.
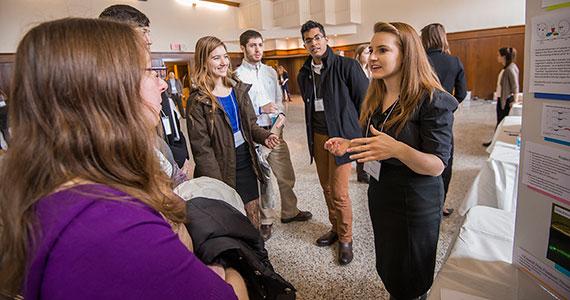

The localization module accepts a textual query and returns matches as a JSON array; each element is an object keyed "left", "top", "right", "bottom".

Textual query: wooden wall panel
[
  {"left": 0, "top": 25, "right": 523, "bottom": 100},
  {"left": 448, "top": 26, "right": 525, "bottom": 99},
  {"left": 266, "top": 26, "right": 525, "bottom": 100}
]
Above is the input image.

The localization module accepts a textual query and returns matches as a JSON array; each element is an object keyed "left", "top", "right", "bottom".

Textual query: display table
[
  {"left": 459, "top": 142, "right": 520, "bottom": 216},
  {"left": 509, "top": 103, "right": 523, "bottom": 117},
  {"left": 486, "top": 116, "right": 521, "bottom": 154},
  {"left": 429, "top": 206, "right": 556, "bottom": 300}
]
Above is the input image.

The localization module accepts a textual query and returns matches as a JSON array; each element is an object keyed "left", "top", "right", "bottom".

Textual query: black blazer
[
  {"left": 297, "top": 46, "right": 369, "bottom": 165},
  {"left": 426, "top": 48, "right": 467, "bottom": 103}
]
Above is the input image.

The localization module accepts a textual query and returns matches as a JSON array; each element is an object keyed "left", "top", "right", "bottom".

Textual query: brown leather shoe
[
  {"left": 316, "top": 231, "right": 338, "bottom": 247},
  {"left": 281, "top": 210, "right": 313, "bottom": 223},
  {"left": 338, "top": 241, "right": 353, "bottom": 265},
  {"left": 260, "top": 224, "right": 272, "bottom": 241}
]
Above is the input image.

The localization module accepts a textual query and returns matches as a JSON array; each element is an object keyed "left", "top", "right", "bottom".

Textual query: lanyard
[
  {"left": 365, "top": 98, "right": 399, "bottom": 138},
  {"left": 228, "top": 90, "right": 240, "bottom": 131},
  {"left": 311, "top": 69, "right": 318, "bottom": 101}
]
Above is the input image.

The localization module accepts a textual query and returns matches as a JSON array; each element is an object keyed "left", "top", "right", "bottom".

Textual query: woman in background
[
  {"left": 354, "top": 44, "right": 372, "bottom": 79},
  {"left": 483, "top": 47, "right": 519, "bottom": 146},
  {"left": 277, "top": 65, "right": 291, "bottom": 102},
  {"left": 187, "top": 36, "right": 279, "bottom": 228},
  {"left": 326, "top": 22, "right": 457, "bottom": 299},
  {"left": 0, "top": 18, "right": 241, "bottom": 300},
  {"left": 353, "top": 44, "right": 372, "bottom": 183},
  {"left": 420, "top": 23, "right": 467, "bottom": 217}
]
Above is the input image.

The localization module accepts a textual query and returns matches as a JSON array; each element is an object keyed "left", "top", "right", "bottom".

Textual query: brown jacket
[{"left": 186, "top": 79, "right": 271, "bottom": 188}]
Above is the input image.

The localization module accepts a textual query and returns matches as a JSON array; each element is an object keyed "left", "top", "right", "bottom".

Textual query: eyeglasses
[
  {"left": 144, "top": 68, "right": 159, "bottom": 79},
  {"left": 303, "top": 34, "right": 325, "bottom": 45}
]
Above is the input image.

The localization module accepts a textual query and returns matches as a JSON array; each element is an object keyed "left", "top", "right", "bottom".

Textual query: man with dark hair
[
  {"left": 99, "top": 4, "right": 151, "bottom": 46},
  {"left": 235, "top": 29, "right": 312, "bottom": 241},
  {"left": 297, "top": 20, "right": 369, "bottom": 265},
  {"left": 99, "top": 5, "right": 190, "bottom": 170}
]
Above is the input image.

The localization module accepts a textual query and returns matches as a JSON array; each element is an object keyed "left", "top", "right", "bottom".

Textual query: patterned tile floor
[{"left": 183, "top": 96, "right": 497, "bottom": 299}]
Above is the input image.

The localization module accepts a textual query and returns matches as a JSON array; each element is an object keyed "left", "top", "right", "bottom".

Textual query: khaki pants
[
  {"left": 313, "top": 132, "right": 353, "bottom": 243},
  {"left": 260, "top": 129, "right": 300, "bottom": 225}
]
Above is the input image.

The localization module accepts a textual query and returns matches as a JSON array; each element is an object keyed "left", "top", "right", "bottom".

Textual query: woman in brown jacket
[{"left": 187, "top": 36, "right": 279, "bottom": 228}]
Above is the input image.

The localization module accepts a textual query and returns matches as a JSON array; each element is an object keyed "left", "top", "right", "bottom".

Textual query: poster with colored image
[
  {"left": 529, "top": 10, "right": 570, "bottom": 95},
  {"left": 547, "top": 204, "right": 570, "bottom": 275},
  {"left": 542, "top": 103, "right": 570, "bottom": 146}
]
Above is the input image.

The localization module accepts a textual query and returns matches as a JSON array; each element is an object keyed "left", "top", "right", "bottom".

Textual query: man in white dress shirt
[{"left": 235, "top": 30, "right": 312, "bottom": 241}]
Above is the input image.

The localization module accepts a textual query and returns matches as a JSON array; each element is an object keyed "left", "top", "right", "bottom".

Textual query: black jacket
[
  {"left": 426, "top": 48, "right": 467, "bottom": 103},
  {"left": 185, "top": 197, "right": 296, "bottom": 300},
  {"left": 297, "top": 46, "right": 369, "bottom": 165},
  {"left": 161, "top": 92, "right": 189, "bottom": 168}
]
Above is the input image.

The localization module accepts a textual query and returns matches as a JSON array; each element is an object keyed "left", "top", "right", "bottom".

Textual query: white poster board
[{"left": 513, "top": 1, "right": 570, "bottom": 299}]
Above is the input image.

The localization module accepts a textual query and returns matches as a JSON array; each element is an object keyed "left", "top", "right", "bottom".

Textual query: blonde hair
[{"left": 360, "top": 22, "right": 444, "bottom": 135}]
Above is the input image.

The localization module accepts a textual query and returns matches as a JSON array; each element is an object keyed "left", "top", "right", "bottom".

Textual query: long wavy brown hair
[
  {"left": 0, "top": 18, "right": 185, "bottom": 296},
  {"left": 190, "top": 36, "right": 235, "bottom": 115},
  {"left": 360, "top": 22, "right": 444, "bottom": 135}
]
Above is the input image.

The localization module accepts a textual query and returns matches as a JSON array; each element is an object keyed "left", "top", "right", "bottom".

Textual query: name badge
[
  {"left": 234, "top": 130, "right": 245, "bottom": 148},
  {"left": 363, "top": 160, "right": 381, "bottom": 181},
  {"left": 161, "top": 116, "right": 172, "bottom": 136},
  {"left": 314, "top": 98, "right": 325, "bottom": 112}
]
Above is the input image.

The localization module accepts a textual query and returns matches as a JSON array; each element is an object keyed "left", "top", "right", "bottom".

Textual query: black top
[
  {"left": 426, "top": 48, "right": 467, "bottom": 103},
  {"left": 311, "top": 72, "right": 328, "bottom": 134},
  {"left": 369, "top": 90, "right": 458, "bottom": 170},
  {"left": 297, "top": 46, "right": 370, "bottom": 165}
]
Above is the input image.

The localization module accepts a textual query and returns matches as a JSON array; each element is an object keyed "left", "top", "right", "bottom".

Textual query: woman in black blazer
[{"left": 421, "top": 23, "right": 467, "bottom": 217}]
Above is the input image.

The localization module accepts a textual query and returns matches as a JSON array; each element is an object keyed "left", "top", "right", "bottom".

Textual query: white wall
[
  {"left": 0, "top": 0, "right": 241, "bottom": 52},
  {"left": 334, "top": 0, "right": 526, "bottom": 45},
  {"left": 0, "top": 0, "right": 526, "bottom": 53}
]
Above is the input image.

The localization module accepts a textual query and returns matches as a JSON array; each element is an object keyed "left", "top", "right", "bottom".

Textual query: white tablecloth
[
  {"left": 509, "top": 103, "right": 523, "bottom": 117},
  {"left": 486, "top": 116, "right": 521, "bottom": 154},
  {"left": 459, "top": 142, "right": 520, "bottom": 216},
  {"left": 429, "top": 206, "right": 556, "bottom": 300}
]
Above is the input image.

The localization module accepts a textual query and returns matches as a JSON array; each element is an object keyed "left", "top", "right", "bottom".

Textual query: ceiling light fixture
[{"left": 175, "top": 0, "right": 239, "bottom": 10}]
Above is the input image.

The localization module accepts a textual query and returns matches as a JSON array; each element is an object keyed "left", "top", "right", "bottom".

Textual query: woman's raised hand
[{"left": 347, "top": 125, "right": 400, "bottom": 162}]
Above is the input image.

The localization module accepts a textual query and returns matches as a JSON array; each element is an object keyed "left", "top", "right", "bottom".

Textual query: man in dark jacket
[{"left": 297, "top": 20, "right": 369, "bottom": 265}]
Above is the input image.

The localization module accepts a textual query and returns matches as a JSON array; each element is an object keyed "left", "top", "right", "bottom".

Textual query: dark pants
[
  {"left": 368, "top": 164, "right": 443, "bottom": 299},
  {"left": 0, "top": 105, "right": 8, "bottom": 149},
  {"left": 441, "top": 143, "right": 453, "bottom": 202},
  {"left": 171, "top": 93, "right": 185, "bottom": 117},
  {"left": 496, "top": 96, "right": 513, "bottom": 127}
]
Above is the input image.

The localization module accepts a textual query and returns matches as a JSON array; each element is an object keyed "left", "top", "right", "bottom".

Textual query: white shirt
[
  {"left": 311, "top": 60, "right": 323, "bottom": 75},
  {"left": 235, "top": 59, "right": 283, "bottom": 127},
  {"left": 169, "top": 79, "right": 178, "bottom": 94}
]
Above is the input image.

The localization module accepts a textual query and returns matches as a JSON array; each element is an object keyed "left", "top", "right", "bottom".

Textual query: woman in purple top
[{"left": 0, "top": 18, "right": 238, "bottom": 300}]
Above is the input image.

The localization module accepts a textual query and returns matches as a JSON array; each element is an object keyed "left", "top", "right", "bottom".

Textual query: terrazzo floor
[{"left": 183, "top": 96, "right": 498, "bottom": 299}]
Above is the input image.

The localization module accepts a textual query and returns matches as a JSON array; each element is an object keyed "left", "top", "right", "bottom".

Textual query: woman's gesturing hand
[
  {"left": 348, "top": 125, "right": 401, "bottom": 162},
  {"left": 324, "top": 137, "right": 351, "bottom": 156}
]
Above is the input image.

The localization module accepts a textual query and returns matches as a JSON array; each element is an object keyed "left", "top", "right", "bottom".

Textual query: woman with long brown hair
[
  {"left": 420, "top": 23, "right": 467, "bottom": 217},
  {"left": 326, "top": 22, "right": 457, "bottom": 299},
  {"left": 186, "top": 36, "right": 279, "bottom": 228},
  {"left": 0, "top": 18, "right": 237, "bottom": 299}
]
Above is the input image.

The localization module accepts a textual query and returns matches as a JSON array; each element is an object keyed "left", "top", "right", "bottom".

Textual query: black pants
[
  {"left": 441, "top": 143, "right": 453, "bottom": 202},
  {"left": 368, "top": 164, "right": 443, "bottom": 300},
  {"left": 496, "top": 96, "right": 513, "bottom": 127},
  {"left": 171, "top": 93, "right": 185, "bottom": 117},
  {"left": 0, "top": 105, "right": 8, "bottom": 149}
]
